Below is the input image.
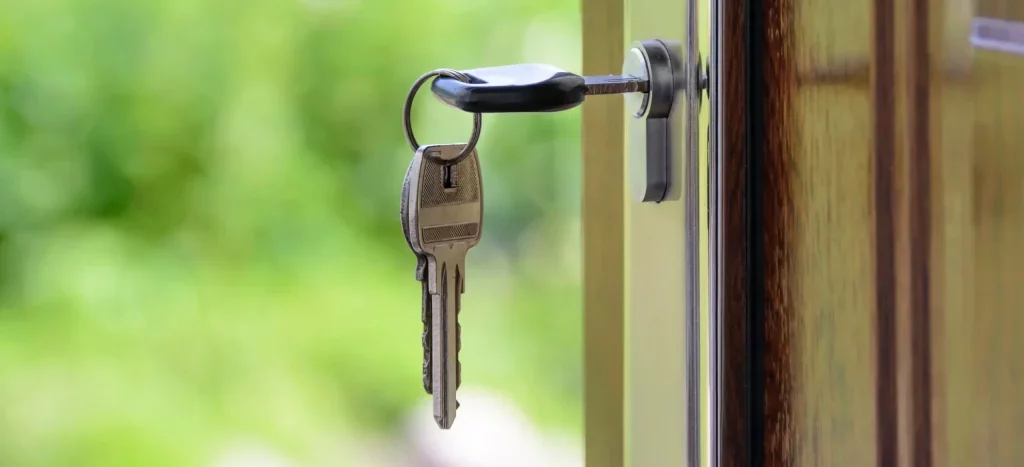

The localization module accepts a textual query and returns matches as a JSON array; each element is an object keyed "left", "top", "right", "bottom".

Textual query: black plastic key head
[{"left": 430, "top": 64, "right": 587, "bottom": 113}]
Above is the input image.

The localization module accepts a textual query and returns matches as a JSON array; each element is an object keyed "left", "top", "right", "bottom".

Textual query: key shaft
[
  {"left": 583, "top": 75, "right": 650, "bottom": 95},
  {"left": 427, "top": 253, "right": 464, "bottom": 428}
]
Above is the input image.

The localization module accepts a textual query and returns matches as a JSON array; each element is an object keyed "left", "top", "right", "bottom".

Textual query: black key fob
[{"left": 430, "top": 64, "right": 587, "bottom": 113}]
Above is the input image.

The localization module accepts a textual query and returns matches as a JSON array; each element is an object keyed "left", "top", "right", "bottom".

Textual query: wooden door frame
[
  {"left": 712, "top": 0, "right": 951, "bottom": 464},
  {"left": 581, "top": 0, "right": 626, "bottom": 465},
  {"left": 709, "top": 0, "right": 755, "bottom": 465}
]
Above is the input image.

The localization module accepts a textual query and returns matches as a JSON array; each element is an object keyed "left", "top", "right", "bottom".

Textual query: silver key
[{"left": 403, "top": 143, "right": 483, "bottom": 429}]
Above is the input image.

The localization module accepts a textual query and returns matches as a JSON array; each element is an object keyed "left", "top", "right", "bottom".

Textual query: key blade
[
  {"left": 583, "top": 74, "right": 649, "bottom": 95},
  {"left": 421, "top": 277, "right": 432, "bottom": 394},
  {"left": 431, "top": 260, "right": 461, "bottom": 429}
]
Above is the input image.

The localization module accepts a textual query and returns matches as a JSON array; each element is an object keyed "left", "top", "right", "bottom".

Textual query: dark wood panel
[
  {"left": 763, "top": 0, "right": 880, "bottom": 464},
  {"left": 755, "top": 0, "right": 798, "bottom": 462},
  {"left": 717, "top": 0, "right": 751, "bottom": 465},
  {"left": 718, "top": 0, "right": 1023, "bottom": 465},
  {"left": 721, "top": 0, "right": 882, "bottom": 463},
  {"left": 905, "top": 0, "right": 933, "bottom": 463}
]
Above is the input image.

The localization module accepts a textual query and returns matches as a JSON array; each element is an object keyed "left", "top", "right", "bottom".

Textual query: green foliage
[{"left": 0, "top": 0, "right": 582, "bottom": 464}]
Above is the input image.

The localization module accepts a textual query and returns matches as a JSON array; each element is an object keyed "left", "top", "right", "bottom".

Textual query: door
[
  {"left": 713, "top": 0, "right": 1024, "bottom": 465},
  {"left": 582, "top": 0, "right": 1024, "bottom": 465}
]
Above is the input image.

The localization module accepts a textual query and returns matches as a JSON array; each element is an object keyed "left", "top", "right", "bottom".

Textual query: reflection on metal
[{"left": 973, "top": 17, "right": 1024, "bottom": 56}]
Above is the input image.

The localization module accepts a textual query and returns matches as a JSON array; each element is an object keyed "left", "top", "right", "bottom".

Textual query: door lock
[{"left": 428, "top": 40, "right": 705, "bottom": 203}]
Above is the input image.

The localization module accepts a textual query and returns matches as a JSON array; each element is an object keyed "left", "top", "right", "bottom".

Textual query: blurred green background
[{"left": 0, "top": 0, "right": 583, "bottom": 465}]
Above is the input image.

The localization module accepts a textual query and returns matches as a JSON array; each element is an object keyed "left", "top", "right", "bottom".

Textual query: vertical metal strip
[
  {"left": 685, "top": 0, "right": 702, "bottom": 464},
  {"left": 709, "top": 0, "right": 723, "bottom": 463}
]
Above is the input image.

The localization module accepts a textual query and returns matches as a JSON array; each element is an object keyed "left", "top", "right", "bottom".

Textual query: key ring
[{"left": 402, "top": 68, "right": 482, "bottom": 165}]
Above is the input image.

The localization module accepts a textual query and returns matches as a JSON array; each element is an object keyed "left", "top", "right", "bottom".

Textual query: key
[
  {"left": 430, "top": 63, "right": 649, "bottom": 113},
  {"left": 405, "top": 144, "right": 480, "bottom": 429},
  {"left": 403, "top": 143, "right": 483, "bottom": 429}
]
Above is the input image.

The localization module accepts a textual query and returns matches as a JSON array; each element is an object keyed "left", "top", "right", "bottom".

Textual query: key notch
[{"left": 443, "top": 164, "right": 457, "bottom": 190}]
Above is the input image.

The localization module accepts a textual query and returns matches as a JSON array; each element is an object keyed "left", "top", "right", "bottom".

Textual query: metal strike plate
[{"left": 623, "top": 40, "right": 683, "bottom": 203}]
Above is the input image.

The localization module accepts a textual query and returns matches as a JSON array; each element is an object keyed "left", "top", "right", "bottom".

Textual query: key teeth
[
  {"left": 422, "top": 317, "right": 432, "bottom": 393},
  {"left": 422, "top": 334, "right": 432, "bottom": 394},
  {"left": 457, "top": 324, "right": 461, "bottom": 388},
  {"left": 415, "top": 257, "right": 426, "bottom": 281},
  {"left": 421, "top": 279, "right": 432, "bottom": 394}
]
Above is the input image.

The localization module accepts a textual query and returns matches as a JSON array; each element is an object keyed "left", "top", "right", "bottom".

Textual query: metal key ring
[{"left": 402, "top": 68, "right": 482, "bottom": 165}]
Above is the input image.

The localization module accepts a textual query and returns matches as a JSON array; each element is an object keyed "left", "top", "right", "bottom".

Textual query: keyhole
[{"left": 443, "top": 165, "right": 457, "bottom": 189}]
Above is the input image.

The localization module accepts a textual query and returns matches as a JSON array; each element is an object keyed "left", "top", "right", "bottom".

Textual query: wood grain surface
[
  {"left": 936, "top": 3, "right": 1024, "bottom": 466},
  {"left": 717, "top": 0, "right": 752, "bottom": 464},
  {"left": 719, "top": 0, "right": 1024, "bottom": 465}
]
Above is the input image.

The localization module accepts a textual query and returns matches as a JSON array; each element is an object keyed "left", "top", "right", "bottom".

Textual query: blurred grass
[{"left": 0, "top": 0, "right": 583, "bottom": 465}]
